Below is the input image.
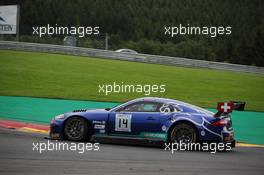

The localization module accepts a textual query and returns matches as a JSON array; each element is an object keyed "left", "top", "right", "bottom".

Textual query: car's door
[{"left": 108, "top": 101, "right": 163, "bottom": 137}]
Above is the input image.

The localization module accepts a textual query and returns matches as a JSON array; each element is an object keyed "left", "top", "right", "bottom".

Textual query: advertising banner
[{"left": 0, "top": 5, "right": 18, "bottom": 34}]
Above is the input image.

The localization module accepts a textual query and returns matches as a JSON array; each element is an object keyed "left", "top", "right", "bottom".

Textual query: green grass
[{"left": 0, "top": 50, "right": 263, "bottom": 111}]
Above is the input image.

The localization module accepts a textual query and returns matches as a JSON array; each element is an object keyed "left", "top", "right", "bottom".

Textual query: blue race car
[{"left": 50, "top": 97, "right": 244, "bottom": 147}]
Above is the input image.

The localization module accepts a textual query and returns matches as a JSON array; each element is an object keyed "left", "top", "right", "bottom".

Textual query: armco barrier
[{"left": 0, "top": 41, "right": 263, "bottom": 74}]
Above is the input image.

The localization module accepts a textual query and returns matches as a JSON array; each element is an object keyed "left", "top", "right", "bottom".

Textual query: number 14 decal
[{"left": 115, "top": 114, "right": 132, "bottom": 132}]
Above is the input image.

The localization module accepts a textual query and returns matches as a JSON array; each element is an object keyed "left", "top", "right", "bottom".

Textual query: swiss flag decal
[{"left": 217, "top": 102, "right": 234, "bottom": 113}]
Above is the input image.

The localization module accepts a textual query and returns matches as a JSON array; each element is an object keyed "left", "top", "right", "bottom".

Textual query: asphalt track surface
[{"left": 0, "top": 128, "right": 264, "bottom": 175}]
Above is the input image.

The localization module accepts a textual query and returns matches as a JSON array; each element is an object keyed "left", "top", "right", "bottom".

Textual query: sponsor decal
[
  {"left": 94, "top": 124, "right": 105, "bottom": 129},
  {"left": 161, "top": 125, "right": 167, "bottom": 131},
  {"left": 99, "top": 130, "right": 105, "bottom": 133},
  {"left": 141, "top": 132, "right": 167, "bottom": 139},
  {"left": 92, "top": 120, "right": 105, "bottom": 124}
]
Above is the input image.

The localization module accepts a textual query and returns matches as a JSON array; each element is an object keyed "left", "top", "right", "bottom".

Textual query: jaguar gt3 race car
[{"left": 50, "top": 97, "right": 245, "bottom": 147}]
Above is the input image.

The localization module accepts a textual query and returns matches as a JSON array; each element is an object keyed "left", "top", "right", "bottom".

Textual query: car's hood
[{"left": 65, "top": 108, "right": 107, "bottom": 115}]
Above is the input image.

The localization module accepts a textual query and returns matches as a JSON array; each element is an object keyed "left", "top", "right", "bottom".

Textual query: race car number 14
[{"left": 115, "top": 114, "right": 132, "bottom": 132}]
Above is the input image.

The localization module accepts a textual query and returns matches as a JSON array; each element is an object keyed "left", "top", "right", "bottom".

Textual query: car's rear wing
[
  {"left": 214, "top": 101, "right": 246, "bottom": 117},
  {"left": 231, "top": 101, "right": 246, "bottom": 111}
]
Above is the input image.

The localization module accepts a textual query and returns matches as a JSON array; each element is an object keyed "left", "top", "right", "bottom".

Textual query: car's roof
[
  {"left": 110, "top": 97, "right": 214, "bottom": 116},
  {"left": 129, "top": 97, "right": 214, "bottom": 115},
  {"left": 132, "top": 97, "right": 186, "bottom": 105}
]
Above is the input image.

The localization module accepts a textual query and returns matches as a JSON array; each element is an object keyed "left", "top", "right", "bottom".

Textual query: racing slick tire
[
  {"left": 170, "top": 123, "right": 197, "bottom": 143},
  {"left": 64, "top": 116, "right": 91, "bottom": 141}
]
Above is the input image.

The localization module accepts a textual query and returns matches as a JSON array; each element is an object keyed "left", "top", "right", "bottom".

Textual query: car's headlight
[{"left": 55, "top": 114, "right": 65, "bottom": 120}]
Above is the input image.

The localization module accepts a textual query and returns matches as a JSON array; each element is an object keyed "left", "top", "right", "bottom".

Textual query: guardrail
[{"left": 0, "top": 41, "right": 263, "bottom": 74}]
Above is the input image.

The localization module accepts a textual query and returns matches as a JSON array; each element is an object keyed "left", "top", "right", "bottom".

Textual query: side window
[{"left": 117, "top": 102, "right": 160, "bottom": 112}]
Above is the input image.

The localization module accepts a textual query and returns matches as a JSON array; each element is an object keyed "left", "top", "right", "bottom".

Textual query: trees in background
[{"left": 1, "top": 0, "right": 263, "bottom": 66}]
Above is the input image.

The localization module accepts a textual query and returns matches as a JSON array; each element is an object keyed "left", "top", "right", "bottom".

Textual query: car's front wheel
[
  {"left": 170, "top": 123, "right": 197, "bottom": 143},
  {"left": 64, "top": 117, "right": 90, "bottom": 141}
]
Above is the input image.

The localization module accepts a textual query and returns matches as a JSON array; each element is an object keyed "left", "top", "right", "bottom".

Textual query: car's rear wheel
[
  {"left": 64, "top": 117, "right": 90, "bottom": 141},
  {"left": 170, "top": 123, "right": 197, "bottom": 143}
]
